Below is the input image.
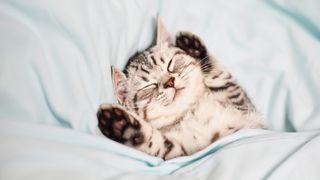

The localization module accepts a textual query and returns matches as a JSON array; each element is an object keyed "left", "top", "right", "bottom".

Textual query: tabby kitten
[{"left": 97, "top": 18, "right": 263, "bottom": 160}]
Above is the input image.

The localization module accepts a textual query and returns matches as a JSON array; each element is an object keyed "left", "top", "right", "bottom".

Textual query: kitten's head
[{"left": 112, "top": 18, "right": 206, "bottom": 120}]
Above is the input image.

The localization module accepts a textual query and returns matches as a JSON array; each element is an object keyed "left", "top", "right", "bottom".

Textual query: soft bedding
[{"left": 0, "top": 0, "right": 320, "bottom": 179}]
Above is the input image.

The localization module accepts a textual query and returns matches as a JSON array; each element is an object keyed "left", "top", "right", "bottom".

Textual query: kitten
[{"left": 97, "top": 17, "right": 263, "bottom": 160}]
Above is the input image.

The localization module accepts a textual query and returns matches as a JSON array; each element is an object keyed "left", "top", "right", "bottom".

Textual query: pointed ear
[
  {"left": 111, "top": 66, "right": 127, "bottom": 104},
  {"left": 156, "top": 16, "right": 172, "bottom": 44}
]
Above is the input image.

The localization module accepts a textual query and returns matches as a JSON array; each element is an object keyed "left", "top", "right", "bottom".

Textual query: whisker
[
  {"left": 181, "top": 76, "right": 190, "bottom": 82},
  {"left": 199, "top": 55, "right": 210, "bottom": 62},
  {"left": 157, "top": 96, "right": 166, "bottom": 101},
  {"left": 123, "top": 101, "right": 150, "bottom": 109},
  {"left": 180, "top": 72, "right": 189, "bottom": 79},
  {"left": 179, "top": 61, "right": 201, "bottom": 78},
  {"left": 123, "top": 105, "right": 147, "bottom": 110},
  {"left": 177, "top": 56, "right": 214, "bottom": 81}
]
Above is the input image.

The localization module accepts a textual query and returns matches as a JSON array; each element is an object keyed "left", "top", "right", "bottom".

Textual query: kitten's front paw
[
  {"left": 97, "top": 105, "right": 145, "bottom": 146},
  {"left": 176, "top": 32, "right": 207, "bottom": 59}
]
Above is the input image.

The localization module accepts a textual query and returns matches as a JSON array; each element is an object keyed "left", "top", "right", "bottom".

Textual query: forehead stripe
[
  {"left": 160, "top": 57, "right": 165, "bottom": 63},
  {"left": 141, "top": 67, "right": 150, "bottom": 74},
  {"left": 141, "top": 76, "right": 149, "bottom": 82},
  {"left": 151, "top": 56, "right": 157, "bottom": 65}
]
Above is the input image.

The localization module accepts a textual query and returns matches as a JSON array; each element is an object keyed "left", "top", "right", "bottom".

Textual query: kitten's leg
[
  {"left": 97, "top": 104, "right": 186, "bottom": 160},
  {"left": 176, "top": 32, "right": 258, "bottom": 113}
]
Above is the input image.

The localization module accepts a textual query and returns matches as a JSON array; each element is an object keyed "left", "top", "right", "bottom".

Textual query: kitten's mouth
[{"left": 173, "top": 87, "right": 185, "bottom": 100}]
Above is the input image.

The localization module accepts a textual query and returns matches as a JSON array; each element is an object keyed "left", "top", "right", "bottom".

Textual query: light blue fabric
[
  {"left": 1, "top": 0, "right": 320, "bottom": 179},
  {"left": 1, "top": 120, "right": 320, "bottom": 179}
]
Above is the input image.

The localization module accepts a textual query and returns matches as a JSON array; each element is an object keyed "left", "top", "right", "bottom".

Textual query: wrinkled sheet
[{"left": 0, "top": 0, "right": 320, "bottom": 179}]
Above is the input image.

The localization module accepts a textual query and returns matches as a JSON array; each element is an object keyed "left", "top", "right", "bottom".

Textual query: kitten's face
[
  {"left": 112, "top": 19, "right": 206, "bottom": 119},
  {"left": 113, "top": 43, "right": 205, "bottom": 119}
]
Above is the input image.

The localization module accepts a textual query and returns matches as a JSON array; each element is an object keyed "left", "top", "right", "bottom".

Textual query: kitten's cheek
[{"left": 170, "top": 89, "right": 177, "bottom": 101}]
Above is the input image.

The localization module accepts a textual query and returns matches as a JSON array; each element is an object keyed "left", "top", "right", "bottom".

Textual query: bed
[{"left": 1, "top": 0, "right": 320, "bottom": 179}]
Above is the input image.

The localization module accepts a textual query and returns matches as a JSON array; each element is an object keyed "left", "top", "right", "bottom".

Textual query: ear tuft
[
  {"left": 156, "top": 16, "right": 172, "bottom": 45},
  {"left": 111, "top": 66, "right": 127, "bottom": 104}
]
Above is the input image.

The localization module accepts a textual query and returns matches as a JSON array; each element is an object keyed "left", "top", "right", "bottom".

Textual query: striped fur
[{"left": 98, "top": 18, "right": 263, "bottom": 160}]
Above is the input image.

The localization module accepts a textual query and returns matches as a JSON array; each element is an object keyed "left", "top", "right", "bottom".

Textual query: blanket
[{"left": 1, "top": 0, "right": 320, "bottom": 179}]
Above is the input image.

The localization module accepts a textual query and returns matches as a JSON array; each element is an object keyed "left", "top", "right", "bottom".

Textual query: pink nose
[{"left": 164, "top": 77, "right": 175, "bottom": 89}]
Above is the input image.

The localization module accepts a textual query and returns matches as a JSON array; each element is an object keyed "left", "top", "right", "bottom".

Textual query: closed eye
[
  {"left": 136, "top": 83, "right": 158, "bottom": 100},
  {"left": 167, "top": 55, "right": 186, "bottom": 74},
  {"left": 139, "top": 83, "right": 158, "bottom": 91},
  {"left": 166, "top": 50, "right": 186, "bottom": 73},
  {"left": 167, "top": 59, "right": 174, "bottom": 73}
]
